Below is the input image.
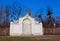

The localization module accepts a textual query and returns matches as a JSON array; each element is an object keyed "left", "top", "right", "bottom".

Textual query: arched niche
[{"left": 22, "top": 18, "right": 32, "bottom": 35}]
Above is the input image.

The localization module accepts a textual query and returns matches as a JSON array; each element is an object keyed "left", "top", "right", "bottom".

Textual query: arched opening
[{"left": 22, "top": 18, "right": 32, "bottom": 35}]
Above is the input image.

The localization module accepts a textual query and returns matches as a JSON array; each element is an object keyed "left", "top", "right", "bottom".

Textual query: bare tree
[
  {"left": 55, "top": 17, "right": 60, "bottom": 27},
  {"left": 5, "top": 6, "right": 10, "bottom": 27},
  {"left": 0, "top": 7, "right": 2, "bottom": 27},
  {"left": 10, "top": 4, "right": 22, "bottom": 23},
  {"left": 18, "top": 5, "right": 22, "bottom": 18},
  {"left": 47, "top": 8, "right": 54, "bottom": 27},
  {"left": 10, "top": 5, "right": 16, "bottom": 22},
  {"left": 36, "top": 8, "right": 43, "bottom": 23},
  {"left": 46, "top": 8, "right": 55, "bottom": 34}
]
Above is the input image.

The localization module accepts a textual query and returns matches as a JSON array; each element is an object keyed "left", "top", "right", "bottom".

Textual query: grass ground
[{"left": 0, "top": 35, "right": 60, "bottom": 41}]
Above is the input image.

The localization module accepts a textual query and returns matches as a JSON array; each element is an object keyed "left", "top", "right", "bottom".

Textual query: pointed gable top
[{"left": 26, "top": 8, "right": 31, "bottom": 17}]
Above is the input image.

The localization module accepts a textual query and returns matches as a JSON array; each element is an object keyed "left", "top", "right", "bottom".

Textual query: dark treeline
[
  {"left": 0, "top": 4, "right": 22, "bottom": 27},
  {"left": 0, "top": 5, "right": 60, "bottom": 28}
]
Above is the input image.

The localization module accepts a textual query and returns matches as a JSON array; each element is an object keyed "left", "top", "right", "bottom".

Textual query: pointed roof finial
[{"left": 26, "top": 8, "right": 31, "bottom": 16}]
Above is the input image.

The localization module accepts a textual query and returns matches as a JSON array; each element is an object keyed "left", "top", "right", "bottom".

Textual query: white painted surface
[
  {"left": 32, "top": 22, "right": 43, "bottom": 35},
  {"left": 10, "top": 22, "right": 22, "bottom": 36},
  {"left": 23, "top": 23, "right": 32, "bottom": 35},
  {"left": 23, "top": 19, "right": 32, "bottom": 35}
]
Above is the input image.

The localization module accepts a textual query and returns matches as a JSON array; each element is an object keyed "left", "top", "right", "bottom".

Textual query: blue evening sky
[{"left": 0, "top": 0, "right": 60, "bottom": 19}]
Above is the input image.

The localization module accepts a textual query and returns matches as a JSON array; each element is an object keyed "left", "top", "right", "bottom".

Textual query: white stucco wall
[
  {"left": 10, "top": 22, "right": 43, "bottom": 36},
  {"left": 32, "top": 22, "right": 43, "bottom": 35},
  {"left": 10, "top": 22, "right": 22, "bottom": 36}
]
